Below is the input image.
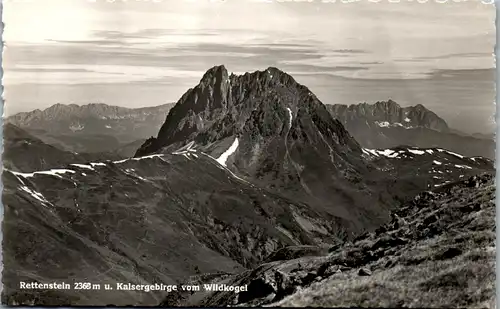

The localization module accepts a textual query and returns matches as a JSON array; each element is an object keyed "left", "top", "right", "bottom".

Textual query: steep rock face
[
  {"left": 136, "top": 65, "right": 388, "bottom": 234},
  {"left": 137, "top": 66, "right": 360, "bottom": 156},
  {"left": 326, "top": 101, "right": 494, "bottom": 159}
]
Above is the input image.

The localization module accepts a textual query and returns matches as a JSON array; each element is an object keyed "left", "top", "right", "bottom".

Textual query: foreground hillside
[{"left": 179, "top": 173, "right": 496, "bottom": 308}]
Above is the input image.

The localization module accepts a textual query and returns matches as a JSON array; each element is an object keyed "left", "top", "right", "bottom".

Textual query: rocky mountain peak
[
  {"left": 373, "top": 99, "right": 399, "bottom": 109},
  {"left": 200, "top": 64, "right": 230, "bottom": 84},
  {"left": 131, "top": 68, "right": 422, "bottom": 253},
  {"left": 136, "top": 65, "right": 360, "bottom": 158}
]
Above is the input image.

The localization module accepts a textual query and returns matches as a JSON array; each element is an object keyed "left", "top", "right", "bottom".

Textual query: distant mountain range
[
  {"left": 6, "top": 102, "right": 174, "bottom": 137},
  {"left": 325, "top": 101, "right": 495, "bottom": 159},
  {"left": 5, "top": 103, "right": 174, "bottom": 156},
  {"left": 328, "top": 100, "right": 450, "bottom": 132},
  {"left": 5, "top": 95, "right": 493, "bottom": 160},
  {"left": 2, "top": 65, "right": 495, "bottom": 307}
]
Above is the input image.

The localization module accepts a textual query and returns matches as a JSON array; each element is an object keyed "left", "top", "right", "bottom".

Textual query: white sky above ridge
[{"left": 2, "top": 0, "right": 496, "bottom": 133}]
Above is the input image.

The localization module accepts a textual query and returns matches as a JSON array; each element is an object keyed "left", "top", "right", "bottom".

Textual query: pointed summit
[
  {"left": 199, "top": 65, "right": 230, "bottom": 87},
  {"left": 136, "top": 65, "right": 361, "bottom": 159}
]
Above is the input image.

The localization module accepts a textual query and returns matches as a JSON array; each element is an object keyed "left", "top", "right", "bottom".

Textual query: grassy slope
[
  {"left": 186, "top": 174, "right": 496, "bottom": 308},
  {"left": 276, "top": 174, "right": 496, "bottom": 308}
]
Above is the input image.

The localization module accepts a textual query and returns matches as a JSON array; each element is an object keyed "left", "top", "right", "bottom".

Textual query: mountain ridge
[
  {"left": 328, "top": 100, "right": 449, "bottom": 132},
  {"left": 5, "top": 102, "right": 175, "bottom": 154},
  {"left": 326, "top": 101, "right": 495, "bottom": 159},
  {"left": 7, "top": 102, "right": 174, "bottom": 124}
]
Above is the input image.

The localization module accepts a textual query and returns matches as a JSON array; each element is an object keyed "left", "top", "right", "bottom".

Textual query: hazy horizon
[{"left": 3, "top": 0, "right": 496, "bottom": 134}]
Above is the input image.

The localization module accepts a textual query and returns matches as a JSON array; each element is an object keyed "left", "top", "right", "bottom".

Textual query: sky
[{"left": 2, "top": 0, "right": 496, "bottom": 134}]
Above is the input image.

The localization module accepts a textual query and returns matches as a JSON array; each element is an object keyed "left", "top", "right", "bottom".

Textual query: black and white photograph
[{"left": 1, "top": 0, "right": 496, "bottom": 307}]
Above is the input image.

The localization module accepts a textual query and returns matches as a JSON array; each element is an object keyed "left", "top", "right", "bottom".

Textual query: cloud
[
  {"left": 330, "top": 49, "right": 369, "bottom": 54},
  {"left": 3, "top": 64, "right": 204, "bottom": 85},
  {"left": 7, "top": 67, "right": 92, "bottom": 73},
  {"left": 427, "top": 68, "right": 495, "bottom": 81},
  {"left": 410, "top": 52, "right": 494, "bottom": 62},
  {"left": 2, "top": 0, "right": 495, "bottom": 134},
  {"left": 284, "top": 65, "right": 369, "bottom": 75}
]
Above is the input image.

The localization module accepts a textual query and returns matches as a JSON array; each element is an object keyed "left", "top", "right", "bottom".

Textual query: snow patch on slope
[
  {"left": 434, "top": 180, "right": 452, "bottom": 187},
  {"left": 378, "top": 149, "right": 399, "bottom": 158},
  {"left": 19, "top": 185, "right": 52, "bottom": 206},
  {"left": 172, "top": 141, "right": 199, "bottom": 159},
  {"left": 408, "top": 149, "right": 425, "bottom": 155},
  {"left": 113, "top": 154, "right": 165, "bottom": 164},
  {"left": 286, "top": 107, "right": 293, "bottom": 128},
  {"left": 70, "top": 164, "right": 95, "bottom": 171},
  {"left": 201, "top": 152, "right": 251, "bottom": 185},
  {"left": 437, "top": 148, "right": 464, "bottom": 159},
  {"left": 11, "top": 169, "right": 76, "bottom": 179},
  {"left": 90, "top": 162, "right": 107, "bottom": 167},
  {"left": 375, "top": 121, "right": 390, "bottom": 128},
  {"left": 123, "top": 169, "right": 149, "bottom": 182},
  {"left": 362, "top": 149, "right": 379, "bottom": 157},
  {"left": 363, "top": 147, "right": 469, "bottom": 162},
  {"left": 216, "top": 138, "right": 239, "bottom": 167},
  {"left": 362, "top": 148, "right": 399, "bottom": 158},
  {"left": 375, "top": 120, "right": 415, "bottom": 129}
]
